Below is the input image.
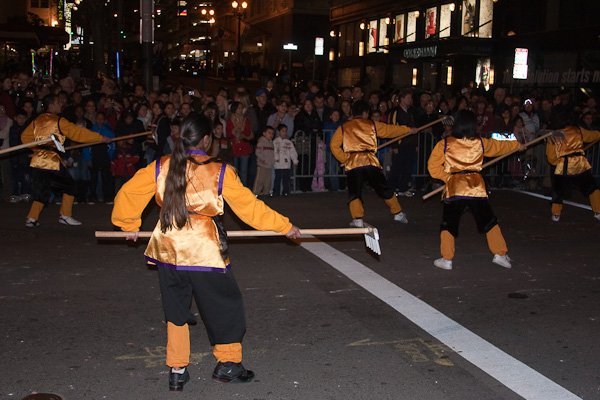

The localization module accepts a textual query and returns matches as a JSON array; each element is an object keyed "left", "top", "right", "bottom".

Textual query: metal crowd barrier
[{"left": 287, "top": 128, "right": 600, "bottom": 193}]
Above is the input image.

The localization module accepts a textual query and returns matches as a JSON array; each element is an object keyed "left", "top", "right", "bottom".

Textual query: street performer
[
  {"left": 546, "top": 111, "right": 600, "bottom": 222},
  {"left": 21, "top": 94, "right": 109, "bottom": 228},
  {"left": 329, "top": 100, "right": 417, "bottom": 227},
  {"left": 427, "top": 110, "right": 524, "bottom": 271},
  {"left": 111, "top": 114, "right": 300, "bottom": 392}
]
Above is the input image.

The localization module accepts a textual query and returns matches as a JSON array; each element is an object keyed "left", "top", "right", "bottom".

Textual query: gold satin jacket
[
  {"left": 329, "top": 118, "right": 411, "bottom": 171},
  {"left": 428, "top": 137, "right": 520, "bottom": 199},
  {"left": 545, "top": 126, "right": 600, "bottom": 175},
  {"left": 21, "top": 113, "right": 103, "bottom": 170},
  {"left": 111, "top": 153, "right": 292, "bottom": 272}
]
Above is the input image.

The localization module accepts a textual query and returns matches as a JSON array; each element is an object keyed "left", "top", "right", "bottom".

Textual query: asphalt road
[{"left": 1, "top": 189, "right": 599, "bottom": 400}]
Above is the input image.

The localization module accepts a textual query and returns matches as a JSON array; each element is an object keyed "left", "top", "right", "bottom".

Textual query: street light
[{"left": 231, "top": 0, "right": 248, "bottom": 69}]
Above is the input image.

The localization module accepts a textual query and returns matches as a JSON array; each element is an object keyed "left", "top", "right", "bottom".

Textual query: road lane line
[
  {"left": 510, "top": 189, "right": 592, "bottom": 210},
  {"left": 300, "top": 240, "right": 582, "bottom": 400}
]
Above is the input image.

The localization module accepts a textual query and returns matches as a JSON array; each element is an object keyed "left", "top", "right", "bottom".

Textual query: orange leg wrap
[
  {"left": 349, "top": 198, "right": 364, "bottom": 219},
  {"left": 589, "top": 190, "right": 600, "bottom": 213},
  {"left": 551, "top": 203, "right": 563, "bottom": 217},
  {"left": 384, "top": 196, "right": 402, "bottom": 215},
  {"left": 27, "top": 201, "right": 45, "bottom": 220},
  {"left": 213, "top": 342, "right": 243, "bottom": 363},
  {"left": 60, "top": 194, "right": 75, "bottom": 217},
  {"left": 166, "top": 322, "right": 190, "bottom": 368},
  {"left": 486, "top": 225, "right": 508, "bottom": 256},
  {"left": 440, "top": 230, "right": 455, "bottom": 260}
]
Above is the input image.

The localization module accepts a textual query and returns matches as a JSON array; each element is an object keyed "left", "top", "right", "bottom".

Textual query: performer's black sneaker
[
  {"left": 212, "top": 362, "right": 255, "bottom": 383},
  {"left": 169, "top": 368, "right": 190, "bottom": 391}
]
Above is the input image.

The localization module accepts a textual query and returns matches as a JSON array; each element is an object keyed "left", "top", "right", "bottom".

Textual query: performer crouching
[
  {"left": 329, "top": 100, "right": 417, "bottom": 227},
  {"left": 111, "top": 114, "right": 300, "bottom": 391},
  {"left": 427, "top": 110, "right": 524, "bottom": 270},
  {"left": 546, "top": 111, "right": 600, "bottom": 222}
]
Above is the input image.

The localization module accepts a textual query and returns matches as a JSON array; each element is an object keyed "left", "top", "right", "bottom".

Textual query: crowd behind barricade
[{"left": 1, "top": 68, "right": 599, "bottom": 205}]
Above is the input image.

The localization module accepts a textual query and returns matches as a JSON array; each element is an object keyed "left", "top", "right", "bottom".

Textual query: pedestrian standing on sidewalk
[{"left": 111, "top": 114, "right": 300, "bottom": 392}]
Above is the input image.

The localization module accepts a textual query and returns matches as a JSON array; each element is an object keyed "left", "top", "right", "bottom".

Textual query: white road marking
[
  {"left": 300, "top": 240, "right": 582, "bottom": 400},
  {"left": 510, "top": 189, "right": 592, "bottom": 210}
]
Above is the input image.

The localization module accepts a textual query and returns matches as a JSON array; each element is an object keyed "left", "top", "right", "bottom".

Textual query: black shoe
[
  {"left": 212, "top": 362, "right": 255, "bottom": 383},
  {"left": 169, "top": 368, "right": 190, "bottom": 391}
]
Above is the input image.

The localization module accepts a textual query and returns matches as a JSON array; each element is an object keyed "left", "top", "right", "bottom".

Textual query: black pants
[
  {"left": 90, "top": 162, "right": 114, "bottom": 202},
  {"left": 274, "top": 168, "right": 292, "bottom": 195},
  {"left": 441, "top": 199, "right": 498, "bottom": 237},
  {"left": 347, "top": 166, "right": 395, "bottom": 202},
  {"left": 31, "top": 167, "right": 76, "bottom": 203},
  {"left": 158, "top": 266, "right": 246, "bottom": 345},
  {"left": 389, "top": 145, "right": 416, "bottom": 192},
  {"left": 551, "top": 171, "right": 598, "bottom": 204}
]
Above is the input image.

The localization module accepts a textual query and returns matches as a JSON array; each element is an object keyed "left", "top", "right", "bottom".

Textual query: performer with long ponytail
[
  {"left": 427, "top": 110, "right": 524, "bottom": 271},
  {"left": 111, "top": 114, "right": 300, "bottom": 391}
]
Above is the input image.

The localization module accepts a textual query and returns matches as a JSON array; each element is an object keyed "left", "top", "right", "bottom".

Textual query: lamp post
[{"left": 231, "top": 0, "right": 248, "bottom": 78}]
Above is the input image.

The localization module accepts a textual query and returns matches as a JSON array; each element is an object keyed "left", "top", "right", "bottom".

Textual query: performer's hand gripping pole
[
  {"left": 96, "top": 226, "right": 382, "bottom": 255},
  {"left": 376, "top": 116, "right": 451, "bottom": 151}
]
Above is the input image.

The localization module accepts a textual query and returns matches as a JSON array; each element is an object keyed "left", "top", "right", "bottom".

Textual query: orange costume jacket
[
  {"left": 21, "top": 113, "right": 103, "bottom": 171},
  {"left": 545, "top": 126, "right": 600, "bottom": 175},
  {"left": 329, "top": 118, "right": 411, "bottom": 171},
  {"left": 428, "top": 137, "right": 520, "bottom": 199},
  {"left": 111, "top": 151, "right": 292, "bottom": 272}
]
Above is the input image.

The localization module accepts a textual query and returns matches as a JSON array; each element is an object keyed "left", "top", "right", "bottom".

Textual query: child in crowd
[
  {"left": 273, "top": 124, "right": 298, "bottom": 196},
  {"left": 210, "top": 121, "right": 233, "bottom": 164},
  {"left": 311, "top": 132, "right": 326, "bottom": 192},
  {"left": 323, "top": 109, "right": 342, "bottom": 191},
  {"left": 253, "top": 125, "right": 275, "bottom": 196},
  {"left": 111, "top": 141, "right": 140, "bottom": 192}
]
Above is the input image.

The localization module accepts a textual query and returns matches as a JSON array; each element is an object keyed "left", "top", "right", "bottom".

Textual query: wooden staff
[
  {"left": 583, "top": 138, "right": 600, "bottom": 152},
  {"left": 65, "top": 130, "right": 154, "bottom": 151},
  {"left": 97, "top": 225, "right": 382, "bottom": 255},
  {"left": 422, "top": 131, "right": 554, "bottom": 201},
  {"left": 376, "top": 117, "right": 448, "bottom": 151},
  {"left": 0, "top": 137, "right": 54, "bottom": 156},
  {"left": 96, "top": 228, "right": 373, "bottom": 238}
]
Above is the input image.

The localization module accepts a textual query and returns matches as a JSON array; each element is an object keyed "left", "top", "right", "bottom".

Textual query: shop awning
[{"left": 0, "top": 23, "right": 40, "bottom": 46}]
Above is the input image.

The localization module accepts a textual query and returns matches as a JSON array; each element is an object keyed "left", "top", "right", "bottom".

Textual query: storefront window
[
  {"left": 406, "top": 11, "right": 418, "bottom": 43},
  {"left": 462, "top": 0, "right": 477, "bottom": 36},
  {"left": 368, "top": 20, "right": 378, "bottom": 53},
  {"left": 476, "top": 58, "right": 491, "bottom": 90},
  {"left": 479, "top": 0, "right": 493, "bottom": 38},
  {"left": 379, "top": 18, "right": 388, "bottom": 52},
  {"left": 439, "top": 4, "right": 452, "bottom": 38},
  {"left": 394, "top": 14, "right": 405, "bottom": 43},
  {"left": 462, "top": 0, "right": 494, "bottom": 37},
  {"left": 425, "top": 7, "right": 437, "bottom": 39}
]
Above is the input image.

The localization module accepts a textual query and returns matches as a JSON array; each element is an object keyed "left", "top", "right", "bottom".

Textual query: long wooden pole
[
  {"left": 422, "top": 132, "right": 554, "bottom": 201},
  {"left": 96, "top": 228, "right": 372, "bottom": 239},
  {"left": 0, "top": 137, "right": 54, "bottom": 156},
  {"left": 583, "top": 138, "right": 600, "bottom": 152},
  {"left": 376, "top": 117, "right": 447, "bottom": 151},
  {"left": 65, "top": 130, "right": 154, "bottom": 151}
]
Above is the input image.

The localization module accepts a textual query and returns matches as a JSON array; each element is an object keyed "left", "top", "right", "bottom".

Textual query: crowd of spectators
[{"left": 0, "top": 68, "right": 598, "bottom": 204}]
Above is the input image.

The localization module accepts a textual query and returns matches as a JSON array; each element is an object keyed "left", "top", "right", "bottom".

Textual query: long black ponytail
[{"left": 160, "top": 114, "right": 213, "bottom": 232}]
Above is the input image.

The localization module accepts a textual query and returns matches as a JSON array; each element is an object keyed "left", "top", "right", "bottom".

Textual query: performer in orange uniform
[
  {"left": 21, "top": 94, "right": 108, "bottom": 227},
  {"left": 545, "top": 111, "right": 600, "bottom": 222},
  {"left": 427, "top": 110, "right": 524, "bottom": 271},
  {"left": 112, "top": 115, "right": 300, "bottom": 391},
  {"left": 329, "top": 100, "right": 417, "bottom": 227}
]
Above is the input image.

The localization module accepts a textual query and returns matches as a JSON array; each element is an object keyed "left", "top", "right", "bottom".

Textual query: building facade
[{"left": 329, "top": 0, "right": 600, "bottom": 94}]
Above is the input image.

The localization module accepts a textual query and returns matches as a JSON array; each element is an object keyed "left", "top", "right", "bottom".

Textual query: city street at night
[{"left": 1, "top": 190, "right": 598, "bottom": 400}]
